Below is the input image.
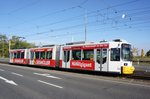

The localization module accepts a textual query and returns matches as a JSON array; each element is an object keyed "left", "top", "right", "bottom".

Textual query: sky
[{"left": 0, "top": 0, "right": 150, "bottom": 53}]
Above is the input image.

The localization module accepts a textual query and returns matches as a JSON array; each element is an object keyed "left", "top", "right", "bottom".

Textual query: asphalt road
[{"left": 0, "top": 63, "right": 150, "bottom": 99}]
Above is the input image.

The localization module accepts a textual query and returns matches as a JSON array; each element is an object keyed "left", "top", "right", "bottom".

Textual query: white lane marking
[
  {"left": 38, "top": 80, "right": 63, "bottom": 89},
  {"left": 11, "top": 72, "right": 23, "bottom": 77},
  {"left": 0, "top": 69, "right": 5, "bottom": 71},
  {"left": 34, "top": 73, "right": 61, "bottom": 79},
  {"left": 0, "top": 76, "right": 18, "bottom": 86}
]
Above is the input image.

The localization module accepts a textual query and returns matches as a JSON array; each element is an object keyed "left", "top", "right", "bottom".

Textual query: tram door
[
  {"left": 63, "top": 50, "right": 70, "bottom": 68},
  {"left": 30, "top": 51, "right": 34, "bottom": 65},
  {"left": 96, "top": 49, "right": 108, "bottom": 72}
]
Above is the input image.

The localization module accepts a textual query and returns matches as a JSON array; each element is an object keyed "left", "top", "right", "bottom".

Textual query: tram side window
[
  {"left": 40, "top": 51, "right": 45, "bottom": 59},
  {"left": 72, "top": 50, "right": 81, "bottom": 60},
  {"left": 31, "top": 52, "right": 34, "bottom": 60},
  {"left": 21, "top": 52, "right": 24, "bottom": 58},
  {"left": 46, "top": 51, "right": 52, "bottom": 59},
  {"left": 96, "top": 49, "right": 107, "bottom": 64},
  {"left": 82, "top": 50, "right": 94, "bottom": 60},
  {"left": 63, "top": 51, "right": 70, "bottom": 62},
  {"left": 35, "top": 52, "right": 40, "bottom": 59},
  {"left": 97, "top": 49, "right": 101, "bottom": 64},
  {"left": 14, "top": 53, "right": 17, "bottom": 58},
  {"left": 102, "top": 49, "right": 107, "bottom": 64},
  {"left": 17, "top": 52, "right": 21, "bottom": 58},
  {"left": 111, "top": 48, "right": 120, "bottom": 61}
]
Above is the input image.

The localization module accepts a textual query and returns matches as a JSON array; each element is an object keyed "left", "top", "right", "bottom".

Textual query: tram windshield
[{"left": 121, "top": 44, "right": 132, "bottom": 61}]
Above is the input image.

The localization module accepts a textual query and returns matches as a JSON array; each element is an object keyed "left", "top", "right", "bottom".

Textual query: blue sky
[{"left": 0, "top": 0, "right": 150, "bottom": 53}]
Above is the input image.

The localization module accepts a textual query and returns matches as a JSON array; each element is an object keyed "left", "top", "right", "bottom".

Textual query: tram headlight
[{"left": 124, "top": 63, "right": 128, "bottom": 66}]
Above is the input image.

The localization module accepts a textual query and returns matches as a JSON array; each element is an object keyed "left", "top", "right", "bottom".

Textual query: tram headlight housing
[{"left": 124, "top": 63, "right": 128, "bottom": 66}]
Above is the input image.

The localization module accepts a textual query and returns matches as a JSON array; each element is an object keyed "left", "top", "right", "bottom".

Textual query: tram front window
[{"left": 121, "top": 44, "right": 132, "bottom": 61}]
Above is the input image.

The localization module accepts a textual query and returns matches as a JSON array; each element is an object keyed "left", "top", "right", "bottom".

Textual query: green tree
[
  {"left": 0, "top": 34, "right": 35, "bottom": 58},
  {"left": 146, "top": 50, "right": 150, "bottom": 57},
  {"left": 10, "top": 36, "right": 35, "bottom": 49},
  {"left": 0, "top": 34, "right": 9, "bottom": 57}
]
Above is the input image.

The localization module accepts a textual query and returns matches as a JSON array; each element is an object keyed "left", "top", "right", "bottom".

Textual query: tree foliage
[
  {"left": 10, "top": 36, "right": 35, "bottom": 49},
  {"left": 0, "top": 35, "right": 8, "bottom": 57},
  {"left": 146, "top": 50, "right": 150, "bottom": 57},
  {"left": 0, "top": 34, "right": 35, "bottom": 57}
]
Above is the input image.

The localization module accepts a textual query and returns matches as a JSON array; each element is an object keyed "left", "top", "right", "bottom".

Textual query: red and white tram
[
  {"left": 61, "top": 39, "right": 134, "bottom": 74},
  {"left": 10, "top": 49, "right": 29, "bottom": 65},
  {"left": 9, "top": 39, "right": 135, "bottom": 74},
  {"left": 28, "top": 45, "right": 62, "bottom": 67}
]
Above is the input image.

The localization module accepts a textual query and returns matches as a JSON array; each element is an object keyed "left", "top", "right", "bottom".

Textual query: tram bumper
[{"left": 121, "top": 66, "right": 135, "bottom": 74}]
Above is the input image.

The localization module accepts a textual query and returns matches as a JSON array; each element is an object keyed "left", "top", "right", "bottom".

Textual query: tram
[
  {"left": 28, "top": 45, "right": 62, "bottom": 67},
  {"left": 9, "top": 39, "right": 135, "bottom": 74},
  {"left": 61, "top": 39, "right": 134, "bottom": 74},
  {"left": 10, "top": 49, "right": 29, "bottom": 65}
]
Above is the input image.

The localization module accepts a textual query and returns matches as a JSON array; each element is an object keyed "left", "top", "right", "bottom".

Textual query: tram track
[{"left": 123, "top": 70, "right": 150, "bottom": 80}]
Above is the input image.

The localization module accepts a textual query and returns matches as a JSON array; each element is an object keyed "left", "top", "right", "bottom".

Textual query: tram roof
[{"left": 64, "top": 39, "right": 129, "bottom": 47}]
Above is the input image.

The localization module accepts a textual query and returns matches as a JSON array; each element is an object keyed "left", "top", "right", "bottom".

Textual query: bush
[{"left": 146, "top": 50, "right": 150, "bottom": 57}]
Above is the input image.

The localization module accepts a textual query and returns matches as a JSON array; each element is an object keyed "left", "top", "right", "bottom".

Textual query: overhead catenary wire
[
  {"left": 10, "top": 0, "right": 89, "bottom": 28},
  {"left": 9, "top": 0, "right": 139, "bottom": 28},
  {"left": 36, "top": 6, "right": 150, "bottom": 29},
  {"left": 7, "top": 0, "right": 40, "bottom": 15},
  {"left": 35, "top": 0, "right": 141, "bottom": 28},
  {"left": 10, "top": 6, "right": 150, "bottom": 31},
  {"left": 22, "top": 7, "right": 150, "bottom": 37},
  {"left": 15, "top": 0, "right": 143, "bottom": 34},
  {"left": 6, "top": 0, "right": 150, "bottom": 41},
  {"left": 28, "top": 24, "right": 150, "bottom": 42},
  {"left": 24, "top": 14, "right": 150, "bottom": 39}
]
